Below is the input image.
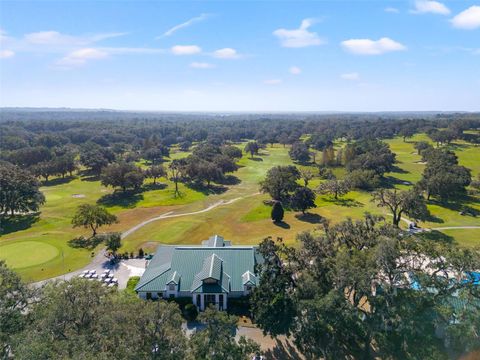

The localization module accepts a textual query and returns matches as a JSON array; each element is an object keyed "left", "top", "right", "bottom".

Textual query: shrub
[
  {"left": 271, "top": 201, "right": 284, "bottom": 222},
  {"left": 184, "top": 303, "right": 198, "bottom": 322},
  {"left": 138, "top": 248, "right": 144, "bottom": 258},
  {"left": 125, "top": 276, "right": 140, "bottom": 295}
]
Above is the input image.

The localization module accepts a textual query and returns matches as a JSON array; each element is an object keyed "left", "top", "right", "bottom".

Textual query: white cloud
[
  {"left": 341, "top": 37, "right": 406, "bottom": 55},
  {"left": 0, "top": 49, "right": 15, "bottom": 58},
  {"left": 212, "top": 47, "right": 239, "bottom": 59},
  {"left": 385, "top": 7, "right": 400, "bottom": 13},
  {"left": 341, "top": 72, "right": 360, "bottom": 80},
  {"left": 289, "top": 66, "right": 301, "bottom": 75},
  {"left": 411, "top": 1, "right": 450, "bottom": 15},
  {"left": 190, "top": 62, "right": 215, "bottom": 69},
  {"left": 263, "top": 79, "right": 282, "bottom": 85},
  {"left": 24, "top": 31, "right": 126, "bottom": 46},
  {"left": 159, "top": 13, "right": 210, "bottom": 38},
  {"left": 171, "top": 45, "right": 202, "bottom": 55},
  {"left": 57, "top": 48, "right": 109, "bottom": 66},
  {"left": 450, "top": 6, "right": 480, "bottom": 30},
  {"left": 273, "top": 18, "right": 325, "bottom": 48},
  {"left": 102, "top": 47, "right": 165, "bottom": 55}
]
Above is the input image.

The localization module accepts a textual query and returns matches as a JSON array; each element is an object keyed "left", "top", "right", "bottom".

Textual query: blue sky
[{"left": 0, "top": 1, "right": 479, "bottom": 111}]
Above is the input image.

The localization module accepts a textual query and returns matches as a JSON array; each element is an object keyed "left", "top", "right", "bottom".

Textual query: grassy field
[{"left": 1, "top": 136, "right": 479, "bottom": 282}]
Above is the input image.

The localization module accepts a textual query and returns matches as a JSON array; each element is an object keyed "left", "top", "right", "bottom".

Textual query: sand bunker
[{"left": 72, "top": 194, "right": 86, "bottom": 198}]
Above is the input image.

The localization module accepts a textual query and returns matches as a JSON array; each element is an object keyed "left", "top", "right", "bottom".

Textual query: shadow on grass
[
  {"left": 142, "top": 183, "right": 168, "bottom": 192},
  {"left": 295, "top": 213, "right": 324, "bottom": 224},
  {"left": 424, "top": 213, "right": 444, "bottom": 224},
  {"left": 264, "top": 338, "right": 303, "bottom": 360},
  {"left": 428, "top": 197, "right": 479, "bottom": 217},
  {"left": 97, "top": 191, "right": 144, "bottom": 208},
  {"left": 68, "top": 236, "right": 104, "bottom": 250},
  {"left": 185, "top": 182, "right": 228, "bottom": 195},
  {"left": 418, "top": 230, "right": 455, "bottom": 245},
  {"left": 41, "top": 176, "right": 76, "bottom": 187},
  {"left": 273, "top": 221, "right": 290, "bottom": 229},
  {"left": 390, "top": 165, "right": 409, "bottom": 174},
  {"left": 78, "top": 170, "right": 100, "bottom": 182},
  {"left": 446, "top": 143, "right": 469, "bottom": 151},
  {"left": 323, "top": 197, "right": 363, "bottom": 208},
  {"left": 217, "top": 175, "right": 241, "bottom": 186},
  {"left": 0, "top": 213, "right": 40, "bottom": 235},
  {"left": 382, "top": 176, "right": 412, "bottom": 188},
  {"left": 248, "top": 157, "right": 263, "bottom": 162}
]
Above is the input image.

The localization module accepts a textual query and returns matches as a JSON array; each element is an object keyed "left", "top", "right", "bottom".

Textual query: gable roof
[
  {"left": 201, "top": 235, "right": 231, "bottom": 248},
  {"left": 135, "top": 236, "right": 261, "bottom": 293},
  {"left": 242, "top": 270, "right": 257, "bottom": 286}
]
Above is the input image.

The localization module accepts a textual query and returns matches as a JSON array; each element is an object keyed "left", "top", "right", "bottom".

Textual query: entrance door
[{"left": 205, "top": 294, "right": 216, "bottom": 308}]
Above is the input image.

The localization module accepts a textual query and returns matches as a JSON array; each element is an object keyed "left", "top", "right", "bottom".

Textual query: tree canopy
[
  {"left": 71, "top": 204, "right": 118, "bottom": 237},
  {"left": 260, "top": 165, "right": 300, "bottom": 203},
  {"left": 0, "top": 162, "right": 45, "bottom": 217},
  {"left": 251, "top": 215, "right": 480, "bottom": 359}
]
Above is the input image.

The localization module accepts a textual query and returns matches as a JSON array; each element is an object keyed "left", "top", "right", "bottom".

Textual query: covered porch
[{"left": 193, "top": 292, "right": 227, "bottom": 311}]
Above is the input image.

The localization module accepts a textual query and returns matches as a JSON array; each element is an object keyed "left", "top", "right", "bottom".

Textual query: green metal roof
[
  {"left": 242, "top": 271, "right": 257, "bottom": 286},
  {"left": 135, "top": 239, "right": 261, "bottom": 293},
  {"left": 201, "top": 235, "right": 232, "bottom": 247}
]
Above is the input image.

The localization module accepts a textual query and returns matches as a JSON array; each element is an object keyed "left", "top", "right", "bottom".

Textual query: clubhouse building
[{"left": 135, "top": 235, "right": 262, "bottom": 311}]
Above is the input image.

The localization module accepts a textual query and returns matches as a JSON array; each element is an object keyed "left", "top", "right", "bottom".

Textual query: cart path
[
  {"left": 431, "top": 226, "right": 480, "bottom": 230},
  {"left": 122, "top": 192, "right": 260, "bottom": 239},
  {"left": 385, "top": 214, "right": 480, "bottom": 232}
]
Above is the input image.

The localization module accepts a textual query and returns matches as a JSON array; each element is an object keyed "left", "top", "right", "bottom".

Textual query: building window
[
  {"left": 169, "top": 284, "right": 175, "bottom": 291},
  {"left": 169, "top": 294, "right": 175, "bottom": 299},
  {"left": 146, "top": 292, "right": 152, "bottom": 300},
  {"left": 245, "top": 286, "right": 252, "bottom": 292},
  {"left": 157, "top": 292, "right": 163, "bottom": 298}
]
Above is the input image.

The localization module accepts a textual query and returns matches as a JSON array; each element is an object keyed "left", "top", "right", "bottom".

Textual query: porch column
[
  {"left": 215, "top": 294, "right": 219, "bottom": 310},
  {"left": 193, "top": 294, "right": 197, "bottom": 307},
  {"left": 223, "top": 294, "right": 227, "bottom": 310},
  {"left": 200, "top": 294, "right": 205, "bottom": 311}
]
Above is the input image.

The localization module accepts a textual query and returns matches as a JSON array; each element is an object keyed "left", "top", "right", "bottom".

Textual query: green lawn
[{"left": 1, "top": 136, "right": 479, "bottom": 282}]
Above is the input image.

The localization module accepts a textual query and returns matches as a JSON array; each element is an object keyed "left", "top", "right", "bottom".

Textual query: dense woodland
[{"left": 1, "top": 110, "right": 480, "bottom": 359}]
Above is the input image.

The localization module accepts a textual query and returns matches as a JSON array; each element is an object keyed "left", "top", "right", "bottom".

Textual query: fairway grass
[{"left": 1, "top": 137, "right": 479, "bottom": 282}]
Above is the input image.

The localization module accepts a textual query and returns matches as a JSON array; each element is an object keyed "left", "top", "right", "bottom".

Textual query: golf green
[{"left": 0, "top": 241, "right": 60, "bottom": 269}]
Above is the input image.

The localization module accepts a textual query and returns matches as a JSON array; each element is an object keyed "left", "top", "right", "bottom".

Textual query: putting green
[{"left": 0, "top": 241, "right": 60, "bottom": 269}]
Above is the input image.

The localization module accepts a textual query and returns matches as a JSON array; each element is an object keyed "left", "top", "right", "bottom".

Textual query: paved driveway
[{"left": 34, "top": 253, "right": 147, "bottom": 289}]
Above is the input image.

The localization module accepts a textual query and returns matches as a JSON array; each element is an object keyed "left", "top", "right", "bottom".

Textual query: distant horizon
[{"left": 1, "top": 107, "right": 478, "bottom": 114}]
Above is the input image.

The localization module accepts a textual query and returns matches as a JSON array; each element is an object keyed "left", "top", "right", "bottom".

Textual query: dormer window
[
  {"left": 203, "top": 277, "right": 218, "bottom": 284},
  {"left": 169, "top": 283, "right": 175, "bottom": 291}
]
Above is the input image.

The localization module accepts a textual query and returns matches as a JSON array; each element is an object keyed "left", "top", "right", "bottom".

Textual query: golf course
[{"left": 1, "top": 134, "right": 479, "bottom": 282}]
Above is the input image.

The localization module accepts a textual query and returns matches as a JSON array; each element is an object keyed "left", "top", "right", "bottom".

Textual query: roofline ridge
[{"left": 135, "top": 264, "right": 171, "bottom": 291}]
